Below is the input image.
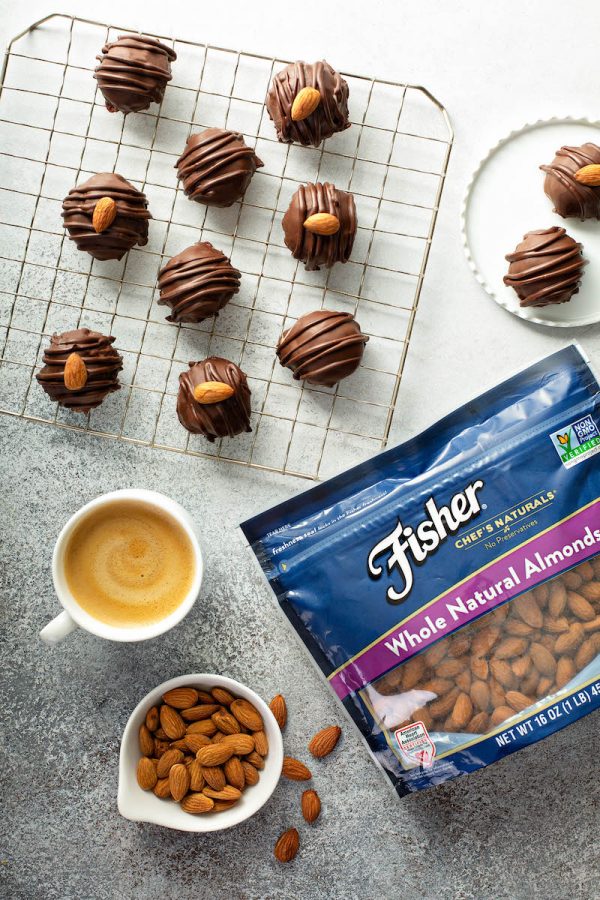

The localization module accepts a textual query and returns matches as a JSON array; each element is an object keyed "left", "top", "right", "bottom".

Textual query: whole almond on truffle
[
  {"left": 63, "top": 353, "right": 88, "bottom": 391},
  {"left": 301, "top": 789, "right": 321, "bottom": 823},
  {"left": 308, "top": 725, "right": 342, "bottom": 758},
  {"left": 193, "top": 381, "right": 235, "bottom": 404},
  {"left": 274, "top": 828, "right": 299, "bottom": 863},
  {"left": 282, "top": 756, "right": 312, "bottom": 780},
  {"left": 574, "top": 164, "right": 600, "bottom": 186},
  {"left": 269, "top": 694, "right": 287, "bottom": 729},
  {"left": 291, "top": 86, "right": 321, "bottom": 121},
  {"left": 303, "top": 212, "right": 340, "bottom": 235},
  {"left": 92, "top": 196, "right": 117, "bottom": 233},
  {"left": 137, "top": 756, "right": 157, "bottom": 790}
]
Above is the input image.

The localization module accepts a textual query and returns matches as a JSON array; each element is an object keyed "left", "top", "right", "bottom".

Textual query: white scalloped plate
[{"left": 461, "top": 117, "right": 600, "bottom": 327}]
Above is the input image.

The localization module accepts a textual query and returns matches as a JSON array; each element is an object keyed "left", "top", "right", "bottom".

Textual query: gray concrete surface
[{"left": 1, "top": 416, "right": 598, "bottom": 900}]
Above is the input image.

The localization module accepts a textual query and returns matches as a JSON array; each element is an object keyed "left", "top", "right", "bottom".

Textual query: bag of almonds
[{"left": 243, "top": 345, "right": 600, "bottom": 795}]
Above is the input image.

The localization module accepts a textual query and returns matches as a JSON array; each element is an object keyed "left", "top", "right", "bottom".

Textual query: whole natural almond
[
  {"left": 282, "top": 756, "right": 312, "bottom": 781},
  {"left": 211, "top": 732, "right": 225, "bottom": 744},
  {"left": 556, "top": 656, "right": 576, "bottom": 689},
  {"left": 490, "top": 706, "right": 514, "bottom": 727},
  {"left": 581, "top": 581, "right": 600, "bottom": 602},
  {"left": 220, "top": 733, "right": 255, "bottom": 755},
  {"left": 274, "top": 828, "right": 299, "bottom": 863},
  {"left": 241, "top": 760, "right": 259, "bottom": 786},
  {"left": 451, "top": 692, "right": 473, "bottom": 730},
  {"left": 548, "top": 582, "right": 568, "bottom": 618},
  {"left": 533, "top": 583, "right": 550, "bottom": 606},
  {"left": 471, "top": 625, "right": 500, "bottom": 657},
  {"left": 160, "top": 705, "right": 186, "bottom": 740},
  {"left": 429, "top": 687, "right": 459, "bottom": 719},
  {"left": 303, "top": 213, "right": 340, "bottom": 235},
  {"left": 544, "top": 616, "right": 570, "bottom": 634},
  {"left": 466, "top": 711, "right": 489, "bottom": 733},
  {"left": 301, "top": 789, "right": 321, "bottom": 823},
  {"left": 63, "top": 353, "right": 88, "bottom": 391},
  {"left": 186, "top": 719, "right": 218, "bottom": 736},
  {"left": 185, "top": 733, "right": 213, "bottom": 754},
  {"left": 137, "top": 756, "right": 157, "bottom": 790},
  {"left": 411, "top": 706, "right": 433, "bottom": 731},
  {"left": 563, "top": 570, "right": 583, "bottom": 590},
  {"left": 401, "top": 654, "right": 426, "bottom": 689},
  {"left": 436, "top": 658, "right": 466, "bottom": 678},
  {"left": 421, "top": 677, "right": 454, "bottom": 695},
  {"left": 193, "top": 381, "right": 235, "bottom": 405},
  {"left": 196, "top": 742, "right": 235, "bottom": 767},
  {"left": 448, "top": 633, "right": 471, "bottom": 658},
  {"left": 156, "top": 748, "right": 184, "bottom": 779},
  {"left": 269, "top": 694, "right": 287, "bottom": 729},
  {"left": 182, "top": 704, "right": 220, "bottom": 721},
  {"left": 567, "top": 591, "right": 596, "bottom": 622},
  {"left": 246, "top": 750, "right": 265, "bottom": 770},
  {"left": 224, "top": 755, "right": 245, "bottom": 791},
  {"left": 92, "top": 196, "right": 117, "bottom": 233},
  {"left": 536, "top": 676, "right": 554, "bottom": 698},
  {"left": 169, "top": 763, "right": 190, "bottom": 801},
  {"left": 201, "top": 765, "right": 226, "bottom": 791},
  {"left": 457, "top": 671, "right": 473, "bottom": 696},
  {"left": 153, "top": 738, "right": 170, "bottom": 758},
  {"left": 308, "top": 724, "right": 342, "bottom": 759},
  {"left": 424, "top": 642, "right": 446, "bottom": 667},
  {"left": 470, "top": 656, "right": 489, "bottom": 679},
  {"left": 505, "top": 690, "right": 533, "bottom": 712},
  {"left": 230, "top": 699, "right": 264, "bottom": 732},
  {"left": 153, "top": 777, "right": 171, "bottom": 799},
  {"left": 163, "top": 687, "right": 199, "bottom": 709},
  {"left": 253, "top": 730, "right": 269, "bottom": 756},
  {"left": 139, "top": 723, "right": 154, "bottom": 757},
  {"left": 211, "top": 687, "right": 235, "bottom": 706},
  {"left": 188, "top": 759, "right": 205, "bottom": 792},
  {"left": 181, "top": 792, "right": 214, "bottom": 814},
  {"left": 521, "top": 673, "right": 539, "bottom": 697},
  {"left": 530, "top": 642, "right": 557, "bottom": 677},
  {"left": 211, "top": 709, "right": 241, "bottom": 735},
  {"left": 170, "top": 738, "right": 189, "bottom": 752},
  {"left": 470, "top": 679, "right": 491, "bottom": 712},
  {"left": 145, "top": 706, "right": 159, "bottom": 732},
  {"left": 202, "top": 785, "right": 242, "bottom": 801},
  {"left": 291, "top": 86, "right": 321, "bottom": 121},
  {"left": 574, "top": 164, "right": 600, "bottom": 186},
  {"left": 555, "top": 622, "right": 585, "bottom": 654},
  {"left": 494, "top": 637, "right": 528, "bottom": 659},
  {"left": 513, "top": 593, "right": 543, "bottom": 628},
  {"left": 577, "top": 561, "right": 594, "bottom": 580},
  {"left": 154, "top": 727, "right": 168, "bottom": 740},
  {"left": 197, "top": 690, "right": 215, "bottom": 704},
  {"left": 575, "top": 637, "right": 597, "bottom": 669},
  {"left": 511, "top": 654, "right": 531, "bottom": 679},
  {"left": 489, "top": 678, "right": 505, "bottom": 708},
  {"left": 583, "top": 615, "right": 600, "bottom": 633},
  {"left": 490, "top": 658, "right": 517, "bottom": 689},
  {"left": 213, "top": 799, "right": 239, "bottom": 812}
]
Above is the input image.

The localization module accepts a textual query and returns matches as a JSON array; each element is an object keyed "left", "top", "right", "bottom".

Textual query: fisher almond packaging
[{"left": 242, "top": 345, "right": 600, "bottom": 795}]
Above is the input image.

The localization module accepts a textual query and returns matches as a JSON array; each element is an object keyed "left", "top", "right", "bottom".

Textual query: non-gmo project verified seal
[{"left": 550, "top": 415, "right": 600, "bottom": 468}]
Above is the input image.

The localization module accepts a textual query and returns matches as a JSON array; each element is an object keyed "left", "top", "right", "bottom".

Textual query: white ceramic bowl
[{"left": 118, "top": 674, "right": 283, "bottom": 832}]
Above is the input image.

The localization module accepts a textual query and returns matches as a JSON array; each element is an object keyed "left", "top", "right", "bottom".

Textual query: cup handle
[{"left": 40, "top": 610, "right": 78, "bottom": 644}]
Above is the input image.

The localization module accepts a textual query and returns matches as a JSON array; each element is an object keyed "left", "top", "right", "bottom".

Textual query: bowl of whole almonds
[{"left": 118, "top": 674, "right": 284, "bottom": 832}]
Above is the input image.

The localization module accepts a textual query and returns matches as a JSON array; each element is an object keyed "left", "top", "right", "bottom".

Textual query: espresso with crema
[{"left": 63, "top": 500, "right": 195, "bottom": 627}]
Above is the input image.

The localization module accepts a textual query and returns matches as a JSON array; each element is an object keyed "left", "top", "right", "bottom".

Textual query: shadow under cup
[{"left": 50, "top": 490, "right": 203, "bottom": 642}]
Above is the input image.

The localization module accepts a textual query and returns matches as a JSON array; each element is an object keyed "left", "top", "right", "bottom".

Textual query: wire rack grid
[{"left": 0, "top": 13, "right": 452, "bottom": 481}]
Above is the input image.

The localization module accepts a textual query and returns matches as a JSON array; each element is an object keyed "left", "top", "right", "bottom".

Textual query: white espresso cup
[{"left": 40, "top": 489, "right": 203, "bottom": 645}]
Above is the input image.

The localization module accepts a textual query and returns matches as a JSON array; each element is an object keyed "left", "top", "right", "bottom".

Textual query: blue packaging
[{"left": 242, "top": 345, "right": 600, "bottom": 795}]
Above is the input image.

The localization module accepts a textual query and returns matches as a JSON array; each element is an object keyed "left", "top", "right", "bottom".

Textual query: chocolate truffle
[
  {"left": 94, "top": 34, "right": 176, "bottom": 114},
  {"left": 36, "top": 328, "right": 123, "bottom": 413},
  {"left": 266, "top": 61, "right": 350, "bottom": 147},
  {"left": 282, "top": 182, "right": 356, "bottom": 270},
  {"left": 540, "top": 143, "right": 600, "bottom": 220},
  {"left": 503, "top": 227, "right": 587, "bottom": 308},
  {"left": 176, "top": 129, "right": 263, "bottom": 207},
  {"left": 177, "top": 357, "right": 252, "bottom": 441},
  {"left": 62, "top": 173, "right": 151, "bottom": 261},
  {"left": 157, "top": 242, "right": 241, "bottom": 323},
  {"left": 277, "top": 310, "right": 368, "bottom": 387}
]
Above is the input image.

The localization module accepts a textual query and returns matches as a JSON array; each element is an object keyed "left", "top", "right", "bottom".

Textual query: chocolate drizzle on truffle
[
  {"left": 176, "top": 129, "right": 263, "bottom": 207},
  {"left": 266, "top": 61, "right": 350, "bottom": 147},
  {"left": 158, "top": 242, "right": 241, "bottom": 323},
  {"left": 277, "top": 310, "right": 368, "bottom": 387},
  {"left": 94, "top": 34, "right": 176, "bottom": 114},
  {"left": 540, "top": 143, "right": 600, "bottom": 220},
  {"left": 177, "top": 357, "right": 252, "bottom": 441},
  {"left": 282, "top": 182, "right": 356, "bottom": 271},
  {"left": 503, "top": 227, "right": 587, "bottom": 308},
  {"left": 62, "top": 173, "right": 151, "bottom": 261},
  {"left": 36, "top": 328, "right": 123, "bottom": 412}
]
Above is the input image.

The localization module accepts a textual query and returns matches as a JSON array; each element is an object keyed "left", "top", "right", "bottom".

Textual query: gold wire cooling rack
[{"left": 0, "top": 13, "right": 453, "bottom": 480}]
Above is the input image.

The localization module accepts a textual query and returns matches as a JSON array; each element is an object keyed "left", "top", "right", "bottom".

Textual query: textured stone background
[{"left": 1, "top": 418, "right": 598, "bottom": 900}]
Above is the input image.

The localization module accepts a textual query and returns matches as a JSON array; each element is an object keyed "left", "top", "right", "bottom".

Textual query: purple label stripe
[{"left": 329, "top": 501, "right": 599, "bottom": 701}]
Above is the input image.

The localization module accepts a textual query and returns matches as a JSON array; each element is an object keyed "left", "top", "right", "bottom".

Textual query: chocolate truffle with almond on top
[
  {"left": 94, "top": 34, "right": 176, "bottom": 114},
  {"left": 282, "top": 182, "right": 356, "bottom": 271},
  {"left": 158, "top": 242, "right": 241, "bottom": 323},
  {"left": 266, "top": 60, "right": 350, "bottom": 147},
  {"left": 36, "top": 328, "right": 123, "bottom": 413},
  {"left": 176, "top": 129, "right": 263, "bottom": 207},
  {"left": 62, "top": 173, "right": 151, "bottom": 261},
  {"left": 177, "top": 357, "right": 252, "bottom": 441},
  {"left": 503, "top": 227, "right": 587, "bottom": 308},
  {"left": 277, "top": 310, "right": 368, "bottom": 387},
  {"left": 540, "top": 142, "right": 600, "bottom": 220}
]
